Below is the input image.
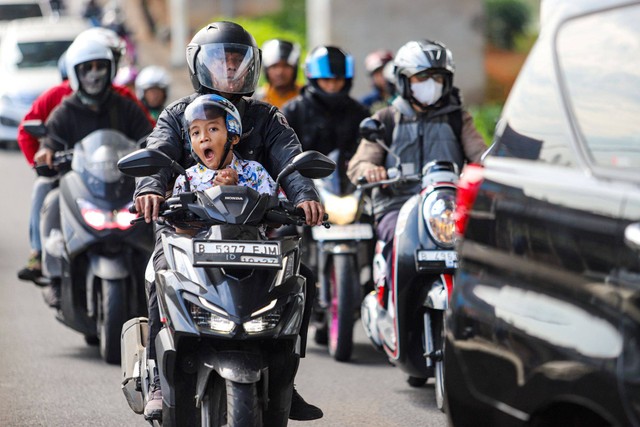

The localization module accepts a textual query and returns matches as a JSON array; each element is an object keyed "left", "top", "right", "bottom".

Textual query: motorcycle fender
[
  {"left": 89, "top": 255, "right": 130, "bottom": 280},
  {"left": 85, "top": 255, "right": 130, "bottom": 316},
  {"left": 425, "top": 281, "right": 448, "bottom": 310},
  {"left": 195, "top": 347, "right": 263, "bottom": 407}
]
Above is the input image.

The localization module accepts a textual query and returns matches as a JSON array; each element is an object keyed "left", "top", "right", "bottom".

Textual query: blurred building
[{"left": 307, "top": 0, "right": 485, "bottom": 104}]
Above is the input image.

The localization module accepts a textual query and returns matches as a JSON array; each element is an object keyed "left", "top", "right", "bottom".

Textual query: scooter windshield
[{"left": 72, "top": 130, "right": 137, "bottom": 198}]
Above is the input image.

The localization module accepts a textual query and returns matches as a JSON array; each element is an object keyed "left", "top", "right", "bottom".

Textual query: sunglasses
[{"left": 77, "top": 60, "right": 109, "bottom": 74}]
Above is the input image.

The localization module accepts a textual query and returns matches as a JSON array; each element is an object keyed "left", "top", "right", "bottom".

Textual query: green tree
[{"left": 486, "top": 0, "right": 531, "bottom": 50}]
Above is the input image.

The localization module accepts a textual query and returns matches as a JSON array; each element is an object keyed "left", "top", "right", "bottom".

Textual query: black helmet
[
  {"left": 394, "top": 40, "right": 454, "bottom": 107},
  {"left": 186, "top": 21, "right": 261, "bottom": 97}
]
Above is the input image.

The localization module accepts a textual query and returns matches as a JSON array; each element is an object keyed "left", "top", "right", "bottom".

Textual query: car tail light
[
  {"left": 77, "top": 199, "right": 136, "bottom": 231},
  {"left": 455, "top": 163, "right": 484, "bottom": 236}
]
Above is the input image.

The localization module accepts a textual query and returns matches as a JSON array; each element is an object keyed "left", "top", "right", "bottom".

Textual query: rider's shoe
[
  {"left": 289, "top": 386, "right": 323, "bottom": 421},
  {"left": 144, "top": 381, "right": 163, "bottom": 421},
  {"left": 17, "top": 251, "right": 42, "bottom": 282},
  {"left": 43, "top": 279, "right": 61, "bottom": 309}
]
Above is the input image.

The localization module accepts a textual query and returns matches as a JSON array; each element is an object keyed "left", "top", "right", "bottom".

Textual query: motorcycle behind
[
  {"left": 306, "top": 152, "right": 375, "bottom": 362},
  {"left": 358, "top": 118, "right": 459, "bottom": 411},
  {"left": 25, "top": 121, "right": 153, "bottom": 364},
  {"left": 118, "top": 149, "right": 335, "bottom": 426}
]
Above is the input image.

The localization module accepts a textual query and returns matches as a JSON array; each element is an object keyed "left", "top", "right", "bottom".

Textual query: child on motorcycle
[{"left": 173, "top": 94, "right": 276, "bottom": 197}]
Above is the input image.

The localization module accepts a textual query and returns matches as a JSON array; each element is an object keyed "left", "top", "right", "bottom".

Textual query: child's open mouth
[{"left": 203, "top": 148, "right": 215, "bottom": 162}]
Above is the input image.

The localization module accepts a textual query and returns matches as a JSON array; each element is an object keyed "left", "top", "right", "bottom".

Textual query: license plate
[
  {"left": 416, "top": 250, "right": 458, "bottom": 269},
  {"left": 193, "top": 240, "right": 282, "bottom": 268},
  {"left": 311, "top": 224, "right": 374, "bottom": 241}
]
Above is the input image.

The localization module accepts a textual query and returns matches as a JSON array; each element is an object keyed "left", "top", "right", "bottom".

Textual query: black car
[{"left": 445, "top": 1, "right": 640, "bottom": 426}]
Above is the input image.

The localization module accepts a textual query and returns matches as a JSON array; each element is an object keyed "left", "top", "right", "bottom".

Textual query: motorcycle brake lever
[{"left": 129, "top": 216, "right": 146, "bottom": 225}]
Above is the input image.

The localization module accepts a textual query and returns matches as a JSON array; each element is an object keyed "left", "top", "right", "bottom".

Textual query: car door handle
[{"left": 624, "top": 223, "right": 640, "bottom": 252}]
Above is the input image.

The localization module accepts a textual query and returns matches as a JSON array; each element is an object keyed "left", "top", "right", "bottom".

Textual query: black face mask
[{"left": 308, "top": 81, "right": 352, "bottom": 109}]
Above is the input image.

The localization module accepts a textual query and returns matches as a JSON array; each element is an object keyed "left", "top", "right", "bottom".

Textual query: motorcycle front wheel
[
  {"left": 201, "top": 376, "right": 261, "bottom": 427},
  {"left": 328, "top": 254, "right": 359, "bottom": 362},
  {"left": 432, "top": 311, "right": 445, "bottom": 412},
  {"left": 97, "top": 278, "right": 126, "bottom": 364}
]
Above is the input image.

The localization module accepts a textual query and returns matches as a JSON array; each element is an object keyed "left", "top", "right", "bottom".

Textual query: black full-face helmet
[
  {"left": 186, "top": 21, "right": 261, "bottom": 98},
  {"left": 394, "top": 39, "right": 455, "bottom": 108}
]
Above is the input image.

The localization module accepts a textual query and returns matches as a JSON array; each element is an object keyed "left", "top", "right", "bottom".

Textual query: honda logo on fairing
[{"left": 224, "top": 196, "right": 243, "bottom": 201}]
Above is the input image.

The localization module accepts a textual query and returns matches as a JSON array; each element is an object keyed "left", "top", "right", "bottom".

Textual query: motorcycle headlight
[
  {"left": 275, "top": 255, "right": 295, "bottom": 286},
  {"left": 243, "top": 300, "right": 283, "bottom": 334},
  {"left": 422, "top": 190, "right": 456, "bottom": 248},
  {"left": 186, "top": 296, "right": 235, "bottom": 333},
  {"left": 77, "top": 199, "right": 135, "bottom": 230},
  {"left": 322, "top": 191, "right": 359, "bottom": 225}
]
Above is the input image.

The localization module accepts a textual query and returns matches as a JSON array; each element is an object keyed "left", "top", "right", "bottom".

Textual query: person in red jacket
[{"left": 17, "top": 29, "right": 153, "bottom": 282}]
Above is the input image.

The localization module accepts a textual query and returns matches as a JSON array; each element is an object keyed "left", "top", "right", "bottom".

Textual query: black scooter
[
  {"left": 305, "top": 151, "right": 375, "bottom": 362},
  {"left": 24, "top": 121, "right": 153, "bottom": 364},
  {"left": 118, "top": 149, "right": 335, "bottom": 426},
  {"left": 358, "top": 118, "right": 459, "bottom": 411}
]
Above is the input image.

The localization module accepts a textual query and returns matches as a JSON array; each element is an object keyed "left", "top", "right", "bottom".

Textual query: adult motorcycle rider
[
  {"left": 34, "top": 36, "right": 153, "bottom": 308},
  {"left": 281, "top": 45, "right": 370, "bottom": 358},
  {"left": 347, "top": 39, "right": 486, "bottom": 301},
  {"left": 282, "top": 45, "right": 369, "bottom": 194},
  {"left": 133, "top": 21, "right": 325, "bottom": 422},
  {"left": 253, "top": 38, "right": 302, "bottom": 109}
]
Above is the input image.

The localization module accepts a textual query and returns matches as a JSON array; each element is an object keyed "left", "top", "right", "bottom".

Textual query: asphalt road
[{"left": 0, "top": 149, "right": 448, "bottom": 426}]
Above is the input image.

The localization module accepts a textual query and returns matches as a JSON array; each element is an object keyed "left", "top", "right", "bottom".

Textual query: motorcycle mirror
[
  {"left": 274, "top": 151, "right": 336, "bottom": 190},
  {"left": 22, "top": 119, "right": 47, "bottom": 138},
  {"left": 359, "top": 117, "right": 385, "bottom": 141},
  {"left": 359, "top": 118, "right": 402, "bottom": 171},
  {"left": 117, "top": 148, "right": 187, "bottom": 178}
]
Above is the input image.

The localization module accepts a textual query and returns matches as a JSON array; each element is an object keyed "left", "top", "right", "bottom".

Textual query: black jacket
[
  {"left": 134, "top": 94, "right": 319, "bottom": 206},
  {"left": 281, "top": 86, "right": 369, "bottom": 192},
  {"left": 44, "top": 90, "right": 152, "bottom": 151}
]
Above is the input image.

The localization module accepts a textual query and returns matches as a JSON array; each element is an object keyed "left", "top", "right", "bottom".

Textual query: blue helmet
[
  {"left": 184, "top": 94, "right": 242, "bottom": 138},
  {"left": 305, "top": 45, "right": 354, "bottom": 80}
]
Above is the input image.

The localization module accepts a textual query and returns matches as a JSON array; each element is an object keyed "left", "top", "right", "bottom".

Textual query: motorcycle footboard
[{"left": 120, "top": 317, "right": 148, "bottom": 414}]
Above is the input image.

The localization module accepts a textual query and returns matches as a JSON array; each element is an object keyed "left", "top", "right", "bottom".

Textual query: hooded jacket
[
  {"left": 281, "top": 85, "right": 370, "bottom": 193},
  {"left": 43, "top": 89, "right": 153, "bottom": 152},
  {"left": 134, "top": 94, "right": 320, "bottom": 206}
]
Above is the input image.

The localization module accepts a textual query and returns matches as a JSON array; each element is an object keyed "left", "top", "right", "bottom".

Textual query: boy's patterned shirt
[{"left": 172, "top": 154, "right": 277, "bottom": 196}]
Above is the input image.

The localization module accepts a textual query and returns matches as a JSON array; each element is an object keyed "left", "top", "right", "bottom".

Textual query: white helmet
[
  {"left": 66, "top": 37, "right": 115, "bottom": 96},
  {"left": 74, "top": 27, "right": 126, "bottom": 68},
  {"left": 135, "top": 66, "right": 171, "bottom": 100}
]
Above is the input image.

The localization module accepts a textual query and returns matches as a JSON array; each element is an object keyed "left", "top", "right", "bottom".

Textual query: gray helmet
[
  {"left": 135, "top": 65, "right": 171, "bottom": 100},
  {"left": 394, "top": 40, "right": 454, "bottom": 104}
]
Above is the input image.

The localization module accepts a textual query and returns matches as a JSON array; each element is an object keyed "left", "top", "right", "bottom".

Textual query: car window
[
  {"left": 489, "top": 36, "right": 578, "bottom": 167},
  {"left": 0, "top": 4, "right": 43, "bottom": 21},
  {"left": 16, "top": 40, "right": 71, "bottom": 68},
  {"left": 557, "top": 4, "right": 640, "bottom": 170}
]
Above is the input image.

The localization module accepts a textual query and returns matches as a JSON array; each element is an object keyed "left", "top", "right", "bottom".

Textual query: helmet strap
[{"left": 217, "top": 139, "right": 233, "bottom": 170}]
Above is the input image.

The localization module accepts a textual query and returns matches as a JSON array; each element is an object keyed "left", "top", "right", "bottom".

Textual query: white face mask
[{"left": 411, "top": 78, "right": 443, "bottom": 106}]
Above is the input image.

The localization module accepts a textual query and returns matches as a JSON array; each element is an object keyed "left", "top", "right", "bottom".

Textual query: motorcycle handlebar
[{"left": 33, "top": 149, "right": 73, "bottom": 176}]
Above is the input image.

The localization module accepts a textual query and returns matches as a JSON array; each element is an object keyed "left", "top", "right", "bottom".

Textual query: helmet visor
[{"left": 195, "top": 43, "right": 260, "bottom": 95}]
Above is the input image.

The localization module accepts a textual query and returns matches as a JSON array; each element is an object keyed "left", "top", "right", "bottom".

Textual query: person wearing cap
[
  {"left": 254, "top": 38, "right": 302, "bottom": 109},
  {"left": 360, "top": 49, "right": 395, "bottom": 113}
]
